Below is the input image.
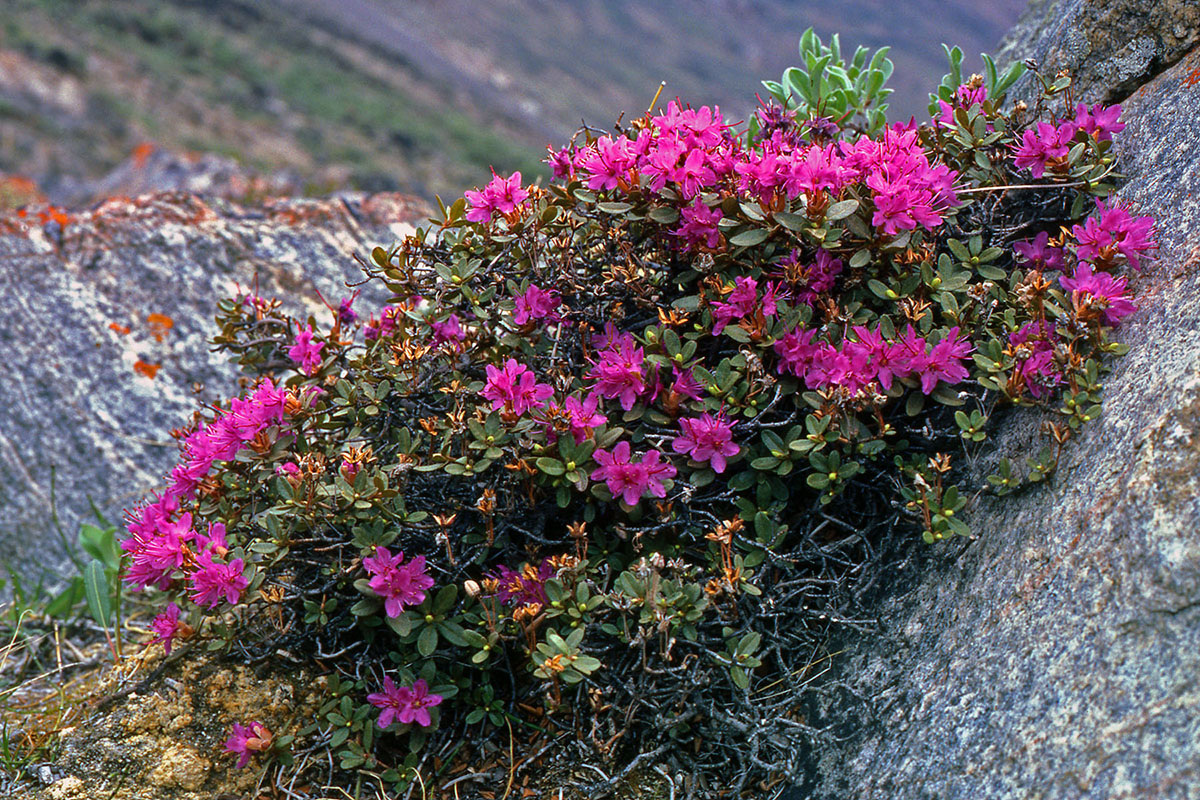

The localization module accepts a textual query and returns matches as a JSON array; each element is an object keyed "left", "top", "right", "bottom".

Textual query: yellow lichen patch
[{"left": 25, "top": 651, "right": 324, "bottom": 800}]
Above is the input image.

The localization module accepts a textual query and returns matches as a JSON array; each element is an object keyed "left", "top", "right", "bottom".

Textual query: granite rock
[
  {"left": 0, "top": 191, "right": 427, "bottom": 582},
  {"left": 997, "top": 0, "right": 1200, "bottom": 106},
  {"left": 807, "top": 11, "right": 1200, "bottom": 800}
]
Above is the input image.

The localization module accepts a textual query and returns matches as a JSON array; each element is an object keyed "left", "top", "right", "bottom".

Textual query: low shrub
[{"left": 117, "top": 31, "right": 1153, "bottom": 798}]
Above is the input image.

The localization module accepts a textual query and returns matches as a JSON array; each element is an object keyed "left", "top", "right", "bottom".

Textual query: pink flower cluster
[
  {"left": 362, "top": 546, "right": 435, "bottom": 618},
  {"left": 513, "top": 283, "right": 562, "bottom": 326},
  {"left": 224, "top": 721, "right": 272, "bottom": 768},
  {"left": 368, "top": 677, "right": 443, "bottom": 729},
  {"left": 672, "top": 413, "right": 739, "bottom": 473},
  {"left": 1060, "top": 265, "right": 1136, "bottom": 326},
  {"left": 1013, "top": 120, "right": 1076, "bottom": 178},
  {"left": 1013, "top": 231, "right": 1064, "bottom": 271},
  {"left": 574, "top": 103, "right": 729, "bottom": 197},
  {"left": 545, "top": 393, "right": 607, "bottom": 444},
  {"left": 150, "top": 602, "right": 184, "bottom": 654},
  {"left": 1072, "top": 199, "right": 1155, "bottom": 270},
  {"left": 123, "top": 507, "right": 249, "bottom": 608},
  {"left": 165, "top": 380, "right": 287, "bottom": 500},
  {"left": 288, "top": 324, "right": 324, "bottom": 375},
  {"left": 589, "top": 327, "right": 649, "bottom": 411},
  {"left": 465, "top": 171, "right": 530, "bottom": 223},
  {"left": 783, "top": 249, "right": 843, "bottom": 304},
  {"left": 1010, "top": 320, "right": 1062, "bottom": 399},
  {"left": 774, "top": 324, "right": 972, "bottom": 395},
  {"left": 122, "top": 381, "right": 287, "bottom": 596},
  {"left": 482, "top": 359, "right": 555, "bottom": 417},
  {"left": 558, "top": 102, "right": 958, "bottom": 250},
  {"left": 1073, "top": 103, "right": 1125, "bottom": 141},
  {"left": 591, "top": 441, "right": 676, "bottom": 506},
  {"left": 1013, "top": 105, "right": 1123, "bottom": 180},
  {"left": 709, "top": 276, "right": 783, "bottom": 334},
  {"left": 490, "top": 558, "right": 554, "bottom": 607},
  {"left": 847, "top": 126, "right": 960, "bottom": 235},
  {"left": 935, "top": 83, "right": 988, "bottom": 128},
  {"left": 431, "top": 313, "right": 466, "bottom": 345}
]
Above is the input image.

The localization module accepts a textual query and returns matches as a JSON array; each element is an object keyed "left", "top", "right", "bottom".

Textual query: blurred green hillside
[{"left": 0, "top": 0, "right": 1026, "bottom": 202}]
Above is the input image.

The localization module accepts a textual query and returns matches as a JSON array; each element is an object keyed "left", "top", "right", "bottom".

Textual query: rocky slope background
[{"left": 0, "top": 0, "right": 1024, "bottom": 203}]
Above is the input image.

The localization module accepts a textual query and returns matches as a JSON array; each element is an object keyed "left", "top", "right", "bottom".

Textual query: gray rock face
[
  {"left": 809, "top": 6, "right": 1200, "bottom": 800},
  {"left": 997, "top": 0, "right": 1200, "bottom": 105},
  {"left": 0, "top": 191, "right": 427, "bottom": 583}
]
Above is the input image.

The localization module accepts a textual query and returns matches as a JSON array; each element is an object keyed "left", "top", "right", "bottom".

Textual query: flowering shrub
[{"left": 119, "top": 42, "right": 1153, "bottom": 797}]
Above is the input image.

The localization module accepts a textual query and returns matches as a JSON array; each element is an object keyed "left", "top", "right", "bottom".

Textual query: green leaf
[
  {"left": 437, "top": 620, "right": 469, "bottom": 647},
  {"left": 536, "top": 457, "right": 566, "bottom": 476},
  {"left": 433, "top": 583, "right": 458, "bottom": 615},
  {"left": 648, "top": 206, "right": 679, "bottom": 224},
  {"left": 730, "top": 228, "right": 770, "bottom": 247},
  {"left": 417, "top": 624, "right": 439, "bottom": 657},
  {"left": 826, "top": 199, "right": 858, "bottom": 221},
  {"left": 83, "top": 560, "right": 111, "bottom": 627},
  {"left": 773, "top": 211, "right": 806, "bottom": 231}
]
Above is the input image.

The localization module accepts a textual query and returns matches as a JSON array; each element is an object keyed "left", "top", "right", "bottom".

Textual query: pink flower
[
  {"left": 576, "top": 136, "right": 636, "bottom": 191},
  {"left": 786, "top": 249, "right": 843, "bottom": 304},
  {"left": 561, "top": 393, "right": 607, "bottom": 443},
  {"left": 672, "top": 414, "right": 740, "bottom": 473},
  {"left": 922, "top": 327, "right": 973, "bottom": 393},
  {"left": 674, "top": 199, "right": 723, "bottom": 250},
  {"left": 1013, "top": 231, "right": 1064, "bottom": 271},
  {"left": 196, "top": 521, "right": 228, "bottom": 555},
  {"left": 368, "top": 677, "right": 443, "bottom": 729},
  {"left": 784, "top": 143, "right": 849, "bottom": 197},
  {"left": 364, "top": 306, "right": 400, "bottom": 341},
  {"left": 362, "top": 547, "right": 435, "bottom": 618},
  {"left": 667, "top": 366, "right": 704, "bottom": 403},
  {"left": 710, "top": 276, "right": 759, "bottom": 335},
  {"left": 431, "top": 314, "right": 466, "bottom": 344},
  {"left": 590, "top": 334, "right": 647, "bottom": 411},
  {"left": 672, "top": 147, "right": 717, "bottom": 198},
  {"left": 490, "top": 559, "right": 554, "bottom": 607},
  {"left": 845, "top": 325, "right": 902, "bottom": 391},
  {"left": 150, "top": 602, "right": 182, "bottom": 655},
  {"left": 482, "top": 359, "right": 555, "bottom": 417},
  {"left": 773, "top": 327, "right": 820, "bottom": 380},
  {"left": 1060, "top": 264, "right": 1136, "bottom": 326},
  {"left": 1072, "top": 199, "right": 1156, "bottom": 270},
  {"left": 337, "top": 294, "right": 359, "bottom": 325},
  {"left": 1010, "top": 320, "right": 1062, "bottom": 399},
  {"left": 840, "top": 127, "right": 958, "bottom": 231},
  {"left": 465, "top": 171, "right": 529, "bottom": 223},
  {"left": 1012, "top": 121, "right": 1076, "bottom": 178},
  {"left": 1074, "top": 103, "right": 1125, "bottom": 141},
  {"left": 591, "top": 441, "right": 676, "bottom": 506},
  {"left": 513, "top": 284, "right": 561, "bottom": 326},
  {"left": 189, "top": 552, "right": 248, "bottom": 608},
  {"left": 287, "top": 324, "right": 324, "bottom": 376},
  {"left": 652, "top": 102, "right": 727, "bottom": 150},
  {"left": 936, "top": 83, "right": 988, "bottom": 128},
  {"left": 546, "top": 145, "right": 574, "bottom": 179},
  {"left": 224, "top": 721, "right": 272, "bottom": 768}
]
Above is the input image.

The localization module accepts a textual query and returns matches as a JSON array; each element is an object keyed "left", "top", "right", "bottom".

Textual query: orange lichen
[
  {"left": 134, "top": 360, "right": 162, "bottom": 379},
  {"left": 147, "top": 313, "right": 175, "bottom": 342},
  {"left": 132, "top": 142, "right": 157, "bottom": 169}
]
